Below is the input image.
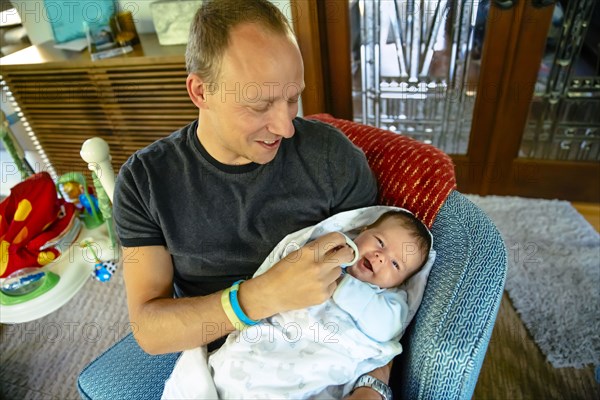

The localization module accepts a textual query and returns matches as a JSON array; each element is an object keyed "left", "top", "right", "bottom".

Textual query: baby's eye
[
  {"left": 376, "top": 237, "right": 384, "bottom": 247},
  {"left": 392, "top": 260, "right": 400, "bottom": 270}
]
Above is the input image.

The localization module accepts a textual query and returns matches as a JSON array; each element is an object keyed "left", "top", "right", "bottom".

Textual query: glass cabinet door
[
  {"left": 520, "top": 0, "right": 599, "bottom": 162},
  {"left": 350, "top": 0, "right": 491, "bottom": 155},
  {"left": 293, "top": 0, "right": 598, "bottom": 201}
]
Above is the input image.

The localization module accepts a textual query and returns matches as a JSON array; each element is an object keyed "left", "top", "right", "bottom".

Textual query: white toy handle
[
  {"left": 339, "top": 232, "right": 360, "bottom": 268},
  {"left": 80, "top": 137, "right": 115, "bottom": 203}
]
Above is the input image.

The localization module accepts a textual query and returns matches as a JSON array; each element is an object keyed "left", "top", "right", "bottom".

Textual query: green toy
[
  {"left": 57, "top": 172, "right": 104, "bottom": 229},
  {"left": 90, "top": 171, "right": 117, "bottom": 249},
  {"left": 0, "top": 270, "right": 60, "bottom": 306}
]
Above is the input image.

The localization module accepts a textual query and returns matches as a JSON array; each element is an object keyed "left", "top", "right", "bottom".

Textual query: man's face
[
  {"left": 197, "top": 23, "right": 305, "bottom": 165},
  {"left": 347, "top": 218, "right": 427, "bottom": 289}
]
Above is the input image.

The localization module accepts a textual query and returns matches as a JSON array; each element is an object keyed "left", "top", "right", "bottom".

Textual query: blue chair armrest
[
  {"left": 392, "top": 191, "right": 507, "bottom": 399},
  {"left": 78, "top": 333, "right": 179, "bottom": 400}
]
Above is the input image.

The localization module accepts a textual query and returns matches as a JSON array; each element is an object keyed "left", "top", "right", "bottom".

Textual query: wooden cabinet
[{"left": 0, "top": 34, "right": 198, "bottom": 176}]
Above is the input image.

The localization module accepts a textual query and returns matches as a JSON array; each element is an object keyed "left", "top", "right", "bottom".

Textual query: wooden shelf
[
  {"left": 0, "top": 33, "right": 198, "bottom": 178},
  {"left": 0, "top": 33, "right": 187, "bottom": 68}
]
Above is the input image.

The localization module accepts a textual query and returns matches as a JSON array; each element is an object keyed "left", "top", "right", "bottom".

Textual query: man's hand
[{"left": 239, "top": 232, "right": 355, "bottom": 319}]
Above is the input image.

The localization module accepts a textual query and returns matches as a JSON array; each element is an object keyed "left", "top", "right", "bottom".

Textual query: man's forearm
[
  {"left": 123, "top": 245, "right": 261, "bottom": 355},
  {"left": 130, "top": 290, "right": 235, "bottom": 354},
  {"left": 131, "top": 274, "right": 291, "bottom": 354},
  {"left": 126, "top": 234, "right": 355, "bottom": 354}
]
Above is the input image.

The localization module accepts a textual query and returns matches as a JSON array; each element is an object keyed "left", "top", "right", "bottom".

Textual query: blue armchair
[{"left": 78, "top": 116, "right": 506, "bottom": 399}]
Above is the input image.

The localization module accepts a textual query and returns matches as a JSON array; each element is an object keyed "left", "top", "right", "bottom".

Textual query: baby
[
  {"left": 343, "top": 209, "right": 431, "bottom": 289},
  {"left": 162, "top": 208, "right": 434, "bottom": 400}
]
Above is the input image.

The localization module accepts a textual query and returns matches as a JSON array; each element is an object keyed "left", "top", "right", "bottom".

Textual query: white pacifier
[{"left": 339, "top": 232, "right": 360, "bottom": 269}]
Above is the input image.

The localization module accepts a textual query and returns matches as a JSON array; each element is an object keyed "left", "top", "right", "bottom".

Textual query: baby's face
[{"left": 346, "top": 218, "right": 426, "bottom": 288}]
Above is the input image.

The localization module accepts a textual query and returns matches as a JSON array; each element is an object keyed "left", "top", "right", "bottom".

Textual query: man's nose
[{"left": 267, "top": 103, "right": 295, "bottom": 138}]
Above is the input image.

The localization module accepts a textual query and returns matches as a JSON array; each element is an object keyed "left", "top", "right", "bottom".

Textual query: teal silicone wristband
[{"left": 230, "top": 280, "right": 260, "bottom": 326}]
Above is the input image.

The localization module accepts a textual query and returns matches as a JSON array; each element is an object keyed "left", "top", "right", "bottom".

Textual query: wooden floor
[
  {"left": 572, "top": 202, "right": 600, "bottom": 232},
  {"left": 473, "top": 203, "right": 600, "bottom": 399}
]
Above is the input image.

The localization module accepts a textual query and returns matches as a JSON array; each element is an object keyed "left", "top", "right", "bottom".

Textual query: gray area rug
[
  {"left": 466, "top": 195, "right": 600, "bottom": 369},
  {"left": 1, "top": 195, "right": 599, "bottom": 399},
  {"left": 0, "top": 273, "right": 129, "bottom": 399}
]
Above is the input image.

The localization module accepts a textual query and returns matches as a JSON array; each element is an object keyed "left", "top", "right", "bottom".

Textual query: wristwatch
[{"left": 351, "top": 374, "right": 393, "bottom": 400}]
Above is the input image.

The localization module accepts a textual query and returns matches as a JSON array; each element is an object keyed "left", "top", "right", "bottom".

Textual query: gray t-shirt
[{"left": 113, "top": 117, "right": 377, "bottom": 298}]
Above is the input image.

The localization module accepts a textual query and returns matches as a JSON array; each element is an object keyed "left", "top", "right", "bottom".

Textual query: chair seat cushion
[{"left": 307, "top": 114, "right": 456, "bottom": 227}]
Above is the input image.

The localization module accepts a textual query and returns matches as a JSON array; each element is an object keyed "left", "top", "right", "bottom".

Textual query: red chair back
[{"left": 308, "top": 114, "right": 456, "bottom": 227}]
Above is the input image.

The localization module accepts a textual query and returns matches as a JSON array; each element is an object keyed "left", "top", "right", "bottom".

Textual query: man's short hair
[{"left": 186, "top": 0, "right": 296, "bottom": 84}]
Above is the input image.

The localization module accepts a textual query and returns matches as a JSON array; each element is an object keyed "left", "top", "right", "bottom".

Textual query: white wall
[
  {"left": 9, "top": 1, "right": 294, "bottom": 45},
  {"left": 0, "top": 148, "right": 43, "bottom": 196},
  {"left": 1, "top": 89, "right": 45, "bottom": 191}
]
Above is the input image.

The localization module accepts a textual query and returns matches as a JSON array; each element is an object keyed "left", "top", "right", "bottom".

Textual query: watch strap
[{"left": 351, "top": 374, "right": 393, "bottom": 400}]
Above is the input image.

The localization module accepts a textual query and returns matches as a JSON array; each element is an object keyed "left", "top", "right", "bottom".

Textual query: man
[{"left": 113, "top": 0, "right": 390, "bottom": 398}]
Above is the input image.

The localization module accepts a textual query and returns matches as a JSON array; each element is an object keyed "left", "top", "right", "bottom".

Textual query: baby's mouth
[{"left": 363, "top": 258, "right": 373, "bottom": 272}]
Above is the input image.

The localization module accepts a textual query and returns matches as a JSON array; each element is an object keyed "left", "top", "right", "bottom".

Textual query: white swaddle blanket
[{"left": 162, "top": 206, "right": 436, "bottom": 400}]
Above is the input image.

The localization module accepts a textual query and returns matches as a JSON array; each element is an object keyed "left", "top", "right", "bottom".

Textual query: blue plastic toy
[{"left": 80, "top": 240, "right": 118, "bottom": 282}]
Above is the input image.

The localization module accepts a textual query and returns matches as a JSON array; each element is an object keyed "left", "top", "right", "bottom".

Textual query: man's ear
[{"left": 186, "top": 73, "right": 210, "bottom": 110}]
